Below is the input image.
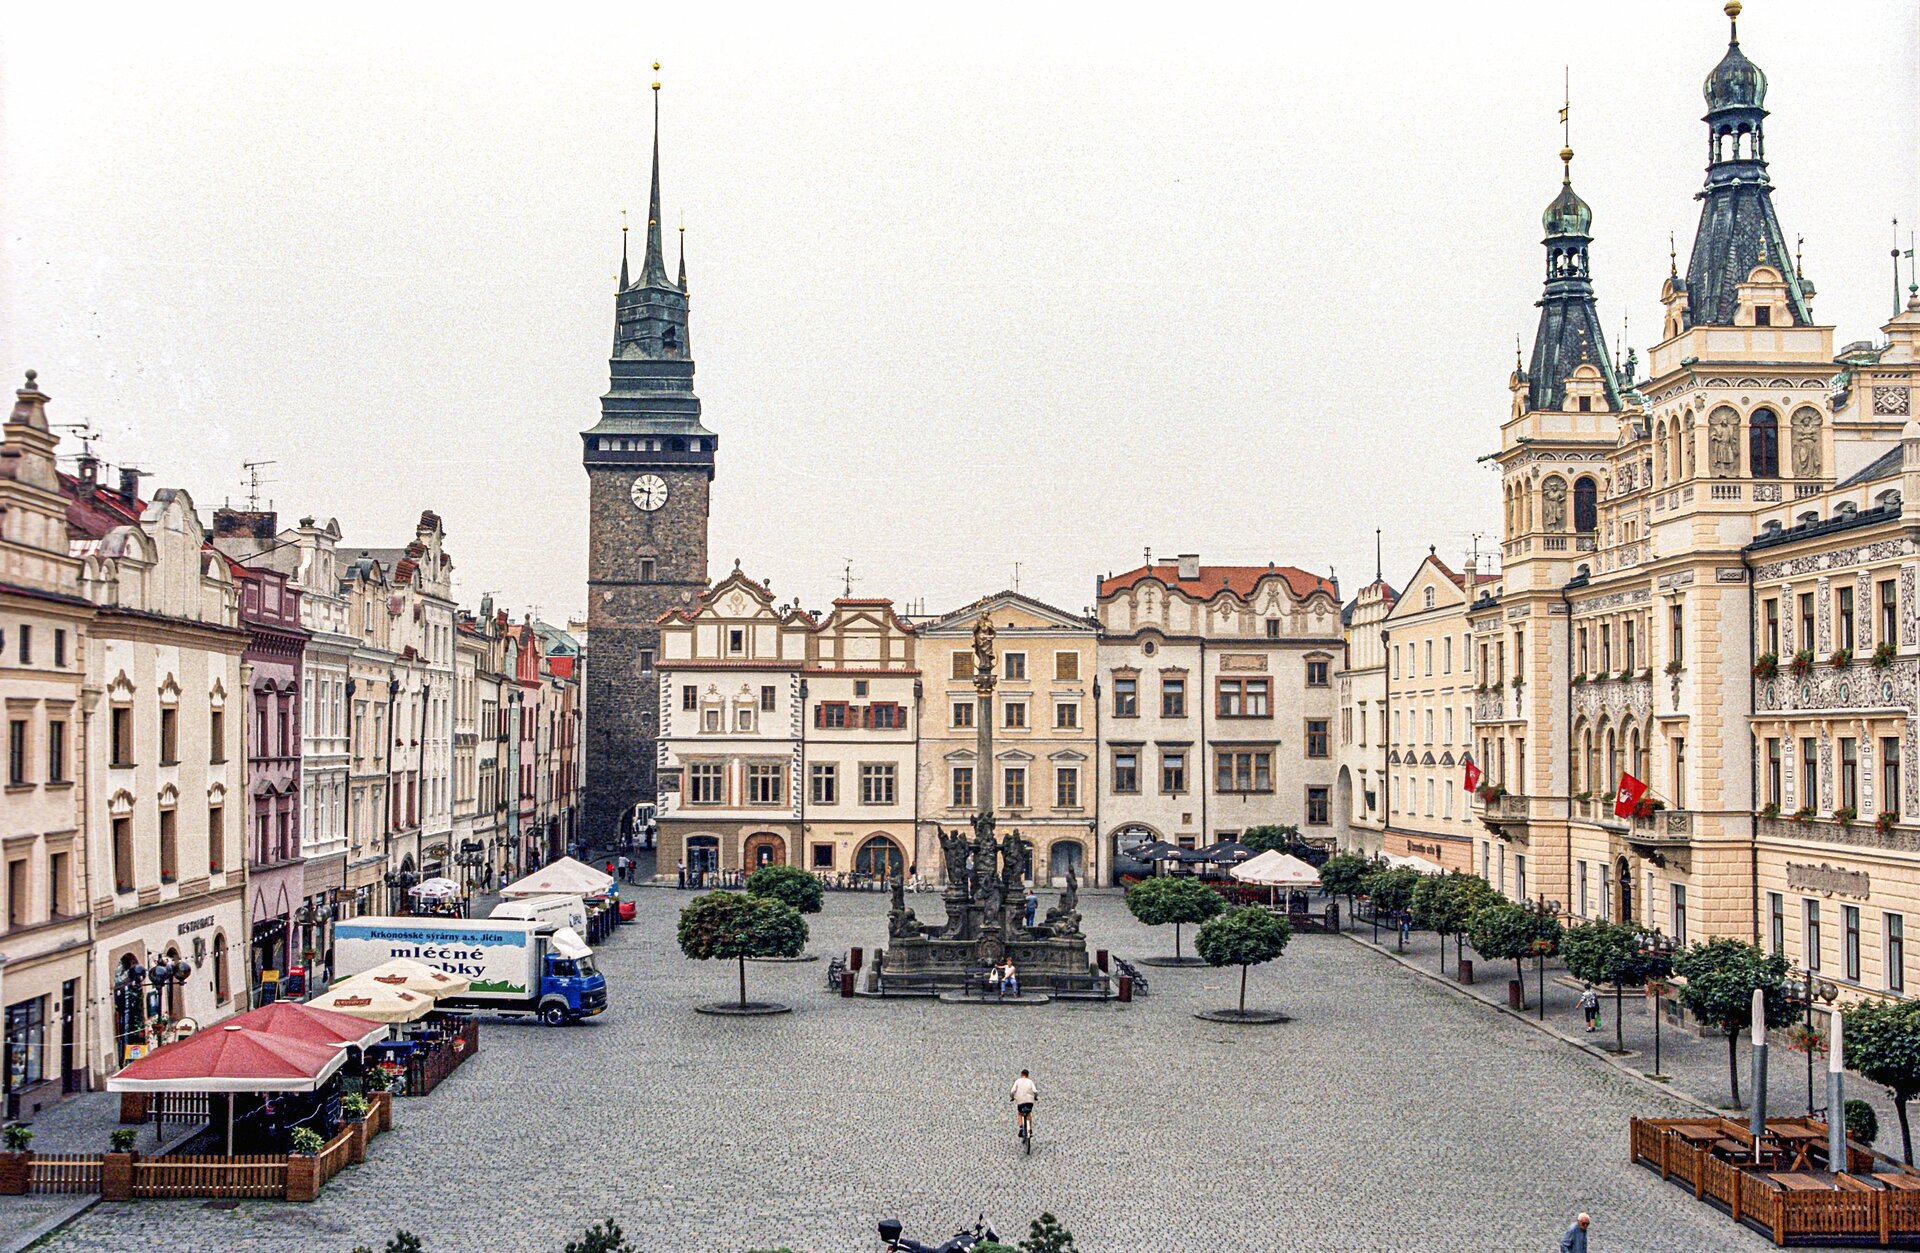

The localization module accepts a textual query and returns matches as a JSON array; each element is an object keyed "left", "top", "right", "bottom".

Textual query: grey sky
[{"left": 6, "top": 1, "right": 1916, "bottom": 622}]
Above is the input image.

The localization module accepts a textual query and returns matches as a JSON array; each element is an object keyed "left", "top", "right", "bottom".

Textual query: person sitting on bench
[{"left": 996, "top": 958, "right": 1020, "bottom": 1000}]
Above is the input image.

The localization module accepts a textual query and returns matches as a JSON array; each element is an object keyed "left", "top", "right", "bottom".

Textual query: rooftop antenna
[
  {"left": 1897, "top": 219, "right": 1905, "bottom": 317},
  {"left": 1012, "top": 561, "right": 1023, "bottom": 593},
  {"left": 1559, "top": 65, "right": 1570, "bottom": 154},
  {"left": 842, "top": 558, "right": 855, "bottom": 598},
  {"left": 1669, "top": 232, "right": 1678, "bottom": 279},
  {"left": 52, "top": 420, "right": 98, "bottom": 459},
  {"left": 242, "top": 459, "right": 278, "bottom": 512},
  {"left": 1906, "top": 226, "right": 1917, "bottom": 303},
  {"left": 1374, "top": 528, "right": 1382, "bottom": 583}
]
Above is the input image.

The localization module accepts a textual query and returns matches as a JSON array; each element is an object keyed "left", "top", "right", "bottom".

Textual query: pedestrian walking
[
  {"left": 677, "top": 860, "right": 687, "bottom": 889},
  {"left": 1559, "top": 1213, "right": 1590, "bottom": 1252},
  {"left": 1023, "top": 889, "right": 1038, "bottom": 928},
  {"left": 1579, "top": 983, "right": 1601, "bottom": 1032}
]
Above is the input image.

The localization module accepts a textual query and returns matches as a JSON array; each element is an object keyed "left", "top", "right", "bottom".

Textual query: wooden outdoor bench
[{"left": 876, "top": 973, "right": 938, "bottom": 997}]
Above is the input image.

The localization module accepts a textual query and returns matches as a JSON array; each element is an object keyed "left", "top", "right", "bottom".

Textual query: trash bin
[
  {"left": 1096, "top": 949, "right": 1109, "bottom": 972},
  {"left": 840, "top": 970, "right": 855, "bottom": 998},
  {"left": 1508, "top": 978, "right": 1524, "bottom": 1010},
  {"left": 850, "top": 946, "right": 863, "bottom": 970},
  {"left": 1458, "top": 958, "right": 1474, "bottom": 985},
  {"left": 1118, "top": 975, "right": 1133, "bottom": 1003}
]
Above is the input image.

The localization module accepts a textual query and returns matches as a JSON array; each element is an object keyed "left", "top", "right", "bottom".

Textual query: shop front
[{"left": 92, "top": 889, "right": 247, "bottom": 1076}]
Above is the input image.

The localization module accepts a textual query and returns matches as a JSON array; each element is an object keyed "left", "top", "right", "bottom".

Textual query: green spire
[{"left": 641, "top": 67, "right": 670, "bottom": 288}]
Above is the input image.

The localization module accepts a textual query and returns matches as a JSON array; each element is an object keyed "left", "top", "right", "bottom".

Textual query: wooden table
[
  {"left": 1669, "top": 1123, "right": 1727, "bottom": 1145},
  {"left": 1769, "top": 1172, "right": 1833, "bottom": 1192},
  {"left": 1771, "top": 1129, "right": 1824, "bottom": 1170},
  {"left": 1879, "top": 1172, "right": 1920, "bottom": 1192}
]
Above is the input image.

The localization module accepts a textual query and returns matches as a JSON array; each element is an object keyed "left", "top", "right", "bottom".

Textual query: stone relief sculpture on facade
[
  {"left": 1708, "top": 408, "right": 1739, "bottom": 474},
  {"left": 1791, "top": 407, "right": 1823, "bottom": 478},
  {"left": 1541, "top": 478, "right": 1568, "bottom": 532}
]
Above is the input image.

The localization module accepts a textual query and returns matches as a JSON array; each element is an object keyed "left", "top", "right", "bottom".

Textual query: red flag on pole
[
  {"left": 1614, "top": 772, "right": 1649, "bottom": 818},
  {"left": 1463, "top": 759, "right": 1483, "bottom": 793}
]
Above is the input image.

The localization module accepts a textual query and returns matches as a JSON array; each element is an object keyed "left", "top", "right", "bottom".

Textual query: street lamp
[{"left": 1784, "top": 965, "right": 1841, "bottom": 1116}]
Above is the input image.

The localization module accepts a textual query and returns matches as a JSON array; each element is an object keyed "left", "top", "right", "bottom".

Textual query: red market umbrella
[
  {"left": 226, "top": 999, "right": 389, "bottom": 1049},
  {"left": 108, "top": 1024, "right": 347, "bottom": 1094}
]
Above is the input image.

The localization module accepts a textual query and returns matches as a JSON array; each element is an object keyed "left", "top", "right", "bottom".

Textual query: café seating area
[{"left": 1631, "top": 1116, "right": 1920, "bottom": 1246}]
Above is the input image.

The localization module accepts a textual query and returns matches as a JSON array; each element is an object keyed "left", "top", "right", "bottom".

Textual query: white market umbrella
[
  {"left": 353, "top": 957, "right": 473, "bottom": 999},
  {"left": 499, "top": 856, "right": 614, "bottom": 899},
  {"left": 1229, "top": 850, "right": 1322, "bottom": 887},
  {"left": 409, "top": 876, "right": 462, "bottom": 899},
  {"left": 1384, "top": 853, "right": 1445, "bottom": 875},
  {"left": 308, "top": 976, "right": 437, "bottom": 1024}
]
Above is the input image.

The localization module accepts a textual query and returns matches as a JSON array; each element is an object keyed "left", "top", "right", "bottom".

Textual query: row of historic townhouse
[
  {"left": 1330, "top": 8, "right": 1920, "bottom": 1020},
  {"left": 0, "top": 372, "right": 583, "bottom": 1121},
  {"left": 651, "top": 556, "right": 1346, "bottom": 888}
]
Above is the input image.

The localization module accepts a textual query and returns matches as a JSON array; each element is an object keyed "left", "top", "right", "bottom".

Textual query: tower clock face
[{"left": 630, "top": 474, "right": 669, "bottom": 512}]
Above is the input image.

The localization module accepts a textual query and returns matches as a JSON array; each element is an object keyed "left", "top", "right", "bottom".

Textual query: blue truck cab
[{"left": 536, "top": 928, "right": 607, "bottom": 1025}]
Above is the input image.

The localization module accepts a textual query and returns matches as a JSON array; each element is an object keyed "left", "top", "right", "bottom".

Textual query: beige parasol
[
  {"left": 353, "top": 957, "right": 473, "bottom": 999},
  {"left": 308, "top": 976, "right": 437, "bottom": 1023}
]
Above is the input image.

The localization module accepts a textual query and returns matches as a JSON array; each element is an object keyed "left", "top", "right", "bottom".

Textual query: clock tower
[{"left": 581, "top": 75, "right": 715, "bottom": 844}]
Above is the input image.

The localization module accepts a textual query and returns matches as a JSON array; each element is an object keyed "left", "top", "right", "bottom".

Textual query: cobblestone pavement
[{"left": 31, "top": 890, "right": 1790, "bottom": 1253}]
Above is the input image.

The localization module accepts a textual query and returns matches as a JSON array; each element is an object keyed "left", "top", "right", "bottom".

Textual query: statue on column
[{"left": 972, "top": 615, "right": 997, "bottom": 685}]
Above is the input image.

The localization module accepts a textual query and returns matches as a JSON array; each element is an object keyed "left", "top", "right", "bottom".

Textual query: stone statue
[
  {"left": 1709, "top": 408, "right": 1739, "bottom": 474},
  {"left": 1043, "top": 865, "right": 1083, "bottom": 938},
  {"left": 1792, "top": 408, "right": 1822, "bottom": 478},
  {"left": 999, "top": 829, "right": 1031, "bottom": 890},
  {"left": 1541, "top": 479, "right": 1568, "bottom": 532},
  {"left": 971, "top": 615, "right": 996, "bottom": 684},
  {"left": 939, "top": 826, "right": 970, "bottom": 892}
]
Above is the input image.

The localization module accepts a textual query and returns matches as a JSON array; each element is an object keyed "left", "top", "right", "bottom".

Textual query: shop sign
[
  {"left": 177, "top": 915, "right": 216, "bottom": 936},
  {"left": 1786, "top": 861, "right": 1872, "bottom": 899}
]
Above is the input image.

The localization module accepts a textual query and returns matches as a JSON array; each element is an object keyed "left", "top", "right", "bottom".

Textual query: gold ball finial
[
  {"left": 653, "top": 61, "right": 661, "bottom": 71},
  {"left": 1560, "top": 146, "right": 1574, "bottom": 165},
  {"left": 652, "top": 82, "right": 660, "bottom": 91},
  {"left": 1725, "top": 0, "right": 1741, "bottom": 18}
]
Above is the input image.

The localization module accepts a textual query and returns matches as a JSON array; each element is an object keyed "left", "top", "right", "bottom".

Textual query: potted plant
[
  {"left": 1760, "top": 802, "right": 1781, "bottom": 819},
  {"left": 289, "top": 1127, "right": 324, "bottom": 1156},
  {"left": 1665, "top": 659, "right": 1683, "bottom": 676},
  {"left": 1617, "top": 670, "right": 1635, "bottom": 682},
  {"left": 1753, "top": 652, "right": 1779, "bottom": 680},
  {"left": 340, "top": 1093, "right": 369, "bottom": 1121},
  {"left": 1490, "top": 680, "right": 1504, "bottom": 692},
  {"left": 1790, "top": 648, "right": 1816, "bottom": 678},
  {"left": 1836, "top": 805, "right": 1859, "bottom": 828},
  {"left": 1792, "top": 805, "right": 1818, "bottom": 826},
  {"left": 1873, "top": 641, "right": 1898, "bottom": 670},
  {"left": 1632, "top": 795, "right": 1667, "bottom": 820},
  {"left": 1510, "top": 676, "right": 1525, "bottom": 691},
  {"left": 108, "top": 1129, "right": 136, "bottom": 1153},
  {"left": 1877, "top": 810, "right": 1900, "bottom": 835},
  {"left": 0, "top": 1125, "right": 32, "bottom": 1196},
  {"left": 1830, "top": 647, "right": 1855, "bottom": 670},
  {"left": 3, "top": 1126, "right": 31, "bottom": 1153},
  {"left": 1571, "top": 672, "right": 1586, "bottom": 686}
]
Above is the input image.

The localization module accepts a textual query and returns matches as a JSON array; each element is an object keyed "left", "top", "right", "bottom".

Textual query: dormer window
[
  {"left": 1579, "top": 396, "right": 1592, "bottom": 412},
  {"left": 1754, "top": 306, "right": 1771, "bottom": 327}
]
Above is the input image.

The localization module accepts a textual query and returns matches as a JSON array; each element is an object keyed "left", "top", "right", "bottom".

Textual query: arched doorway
[
  {"left": 1047, "top": 840, "right": 1085, "bottom": 886},
  {"left": 1335, "top": 767, "right": 1355, "bottom": 852},
  {"left": 686, "top": 836, "right": 720, "bottom": 879},
  {"left": 743, "top": 832, "right": 786, "bottom": 870},
  {"left": 854, "top": 835, "right": 904, "bottom": 882},
  {"left": 1616, "top": 856, "right": 1633, "bottom": 923},
  {"left": 1109, "top": 824, "right": 1157, "bottom": 885}
]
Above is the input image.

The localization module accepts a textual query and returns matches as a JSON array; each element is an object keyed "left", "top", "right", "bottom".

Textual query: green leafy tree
[
  {"left": 1467, "top": 901, "right": 1560, "bottom": 1002},
  {"left": 1411, "top": 873, "right": 1496, "bottom": 973},
  {"left": 1671, "top": 937, "right": 1796, "bottom": 1108},
  {"left": 1561, "top": 919, "right": 1661, "bottom": 1054},
  {"left": 565, "top": 1219, "right": 635, "bottom": 1253},
  {"left": 1195, "top": 905, "right": 1292, "bottom": 1015},
  {"left": 746, "top": 864, "right": 824, "bottom": 914},
  {"left": 1360, "top": 866, "right": 1422, "bottom": 916},
  {"left": 1317, "top": 853, "right": 1371, "bottom": 928},
  {"left": 1239, "top": 824, "right": 1301, "bottom": 855},
  {"left": 1845, "top": 997, "right": 1920, "bottom": 1163},
  {"left": 1019, "top": 1213, "right": 1078, "bottom": 1253},
  {"left": 1125, "top": 875, "right": 1224, "bottom": 960},
  {"left": 677, "top": 891, "right": 808, "bottom": 1008}
]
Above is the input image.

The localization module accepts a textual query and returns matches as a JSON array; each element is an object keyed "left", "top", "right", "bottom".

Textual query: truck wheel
[{"left": 540, "top": 1003, "right": 569, "bottom": 1027}]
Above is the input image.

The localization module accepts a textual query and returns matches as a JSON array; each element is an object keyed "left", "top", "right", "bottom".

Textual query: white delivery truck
[
  {"left": 332, "top": 917, "right": 608, "bottom": 1026},
  {"left": 490, "top": 894, "right": 588, "bottom": 937}
]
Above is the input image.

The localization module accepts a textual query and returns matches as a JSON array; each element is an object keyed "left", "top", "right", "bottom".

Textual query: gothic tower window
[
  {"left": 1573, "top": 477, "right": 1598, "bottom": 533},
  {"left": 1749, "top": 407, "right": 1779, "bottom": 478}
]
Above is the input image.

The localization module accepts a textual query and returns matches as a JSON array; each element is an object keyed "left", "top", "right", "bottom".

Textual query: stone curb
[
  {"left": 1338, "top": 928, "right": 1724, "bottom": 1118},
  {"left": 1, "top": 1195, "right": 97, "bottom": 1253}
]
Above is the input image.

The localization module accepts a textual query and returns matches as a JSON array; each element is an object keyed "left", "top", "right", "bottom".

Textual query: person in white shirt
[{"left": 1010, "top": 1069, "right": 1037, "bottom": 1141}]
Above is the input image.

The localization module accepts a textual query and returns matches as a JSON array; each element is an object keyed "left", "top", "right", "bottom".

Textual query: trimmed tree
[
  {"left": 676, "top": 891, "right": 807, "bottom": 1009},
  {"left": 1844, "top": 997, "right": 1920, "bottom": 1164},
  {"left": 1412, "top": 872, "right": 1497, "bottom": 974},
  {"left": 1239, "top": 824, "right": 1302, "bottom": 855},
  {"left": 1561, "top": 918, "right": 1660, "bottom": 1054},
  {"left": 1360, "top": 866, "right": 1422, "bottom": 918},
  {"left": 565, "top": 1219, "right": 636, "bottom": 1253},
  {"left": 1018, "top": 1213, "right": 1078, "bottom": 1253},
  {"left": 746, "top": 864, "right": 825, "bottom": 915},
  {"left": 1671, "top": 937, "right": 1796, "bottom": 1108},
  {"left": 1467, "top": 900, "right": 1560, "bottom": 1004},
  {"left": 1125, "top": 875, "right": 1224, "bottom": 961},
  {"left": 1317, "top": 853, "right": 1371, "bottom": 928},
  {"left": 1195, "top": 905, "right": 1293, "bottom": 1015}
]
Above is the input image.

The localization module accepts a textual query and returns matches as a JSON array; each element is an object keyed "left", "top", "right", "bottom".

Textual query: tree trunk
[
  {"left": 1515, "top": 958, "right": 1526, "bottom": 1006},
  {"left": 1615, "top": 982, "right": 1626, "bottom": 1053},
  {"left": 1898, "top": 1097, "right": 1913, "bottom": 1166},
  {"left": 738, "top": 955, "right": 748, "bottom": 1008},
  {"left": 1239, "top": 964, "right": 1248, "bottom": 1014},
  {"left": 1437, "top": 932, "right": 1446, "bottom": 974},
  {"left": 1727, "top": 1027, "right": 1743, "bottom": 1108},
  {"left": 1175, "top": 923, "right": 1183, "bottom": 960}
]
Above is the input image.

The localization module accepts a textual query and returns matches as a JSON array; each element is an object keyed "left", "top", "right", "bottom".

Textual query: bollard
[
  {"left": 1508, "top": 979, "right": 1524, "bottom": 1010},
  {"left": 1096, "top": 949, "right": 1109, "bottom": 972},
  {"left": 1458, "top": 958, "right": 1474, "bottom": 985},
  {"left": 1118, "top": 975, "right": 1133, "bottom": 1003},
  {"left": 840, "top": 969, "right": 855, "bottom": 998},
  {"left": 850, "top": 946, "right": 863, "bottom": 970}
]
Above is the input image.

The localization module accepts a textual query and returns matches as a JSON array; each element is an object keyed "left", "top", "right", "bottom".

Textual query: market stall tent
[
  {"left": 225, "top": 999, "right": 391, "bottom": 1049},
  {"left": 499, "top": 856, "right": 613, "bottom": 899},
  {"left": 1229, "top": 850, "right": 1322, "bottom": 887},
  {"left": 108, "top": 1024, "right": 347, "bottom": 1093}
]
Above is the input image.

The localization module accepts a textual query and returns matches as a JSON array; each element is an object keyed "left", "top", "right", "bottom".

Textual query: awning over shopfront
[
  {"left": 225, "top": 999, "right": 390, "bottom": 1050},
  {"left": 108, "top": 1024, "right": 347, "bottom": 1093}
]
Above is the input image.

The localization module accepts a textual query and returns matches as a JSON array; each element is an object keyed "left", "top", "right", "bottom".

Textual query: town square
[{"left": 4, "top": 0, "right": 1920, "bottom": 1249}]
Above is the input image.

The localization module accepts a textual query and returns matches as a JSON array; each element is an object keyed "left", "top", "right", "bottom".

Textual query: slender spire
[
  {"left": 1374, "top": 529, "right": 1382, "bottom": 584},
  {"left": 619, "top": 209, "right": 630, "bottom": 290},
  {"left": 677, "top": 221, "right": 687, "bottom": 293},
  {"left": 641, "top": 64, "right": 670, "bottom": 287}
]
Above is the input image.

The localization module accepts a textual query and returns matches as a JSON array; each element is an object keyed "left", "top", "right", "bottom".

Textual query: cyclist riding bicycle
[{"left": 1010, "top": 1069, "right": 1037, "bottom": 1142}]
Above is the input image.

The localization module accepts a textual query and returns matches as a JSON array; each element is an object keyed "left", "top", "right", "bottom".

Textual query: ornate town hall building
[{"left": 582, "top": 83, "right": 715, "bottom": 843}]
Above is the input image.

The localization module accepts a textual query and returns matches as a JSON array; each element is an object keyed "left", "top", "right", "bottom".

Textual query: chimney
[
  {"left": 77, "top": 453, "right": 99, "bottom": 492},
  {"left": 117, "top": 466, "right": 143, "bottom": 503},
  {"left": 1177, "top": 553, "right": 1200, "bottom": 581}
]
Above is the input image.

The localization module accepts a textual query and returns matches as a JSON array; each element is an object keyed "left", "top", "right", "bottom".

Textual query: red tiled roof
[
  {"left": 1099, "top": 563, "right": 1337, "bottom": 604},
  {"left": 59, "top": 471, "right": 146, "bottom": 539},
  {"left": 1427, "top": 554, "right": 1498, "bottom": 590}
]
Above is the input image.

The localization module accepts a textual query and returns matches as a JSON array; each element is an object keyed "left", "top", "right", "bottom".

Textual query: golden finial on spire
[
  {"left": 1669, "top": 232, "right": 1678, "bottom": 277},
  {"left": 653, "top": 60, "right": 662, "bottom": 91},
  {"left": 1795, "top": 234, "right": 1804, "bottom": 278},
  {"left": 621, "top": 208, "right": 628, "bottom": 234},
  {"left": 1725, "top": 0, "right": 1741, "bottom": 39}
]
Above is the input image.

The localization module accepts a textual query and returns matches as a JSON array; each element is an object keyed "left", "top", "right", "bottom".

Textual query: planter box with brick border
[{"left": 0, "top": 1150, "right": 31, "bottom": 1195}]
